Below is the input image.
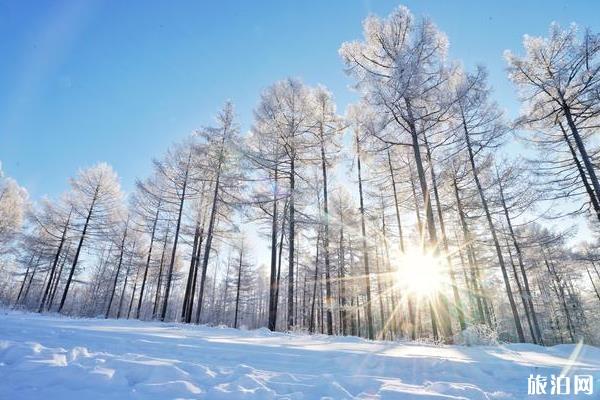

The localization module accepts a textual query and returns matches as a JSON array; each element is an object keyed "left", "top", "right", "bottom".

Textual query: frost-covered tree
[
  {"left": 0, "top": 164, "right": 28, "bottom": 255},
  {"left": 340, "top": 6, "right": 454, "bottom": 340},
  {"left": 506, "top": 24, "right": 600, "bottom": 221},
  {"left": 58, "top": 163, "right": 123, "bottom": 313}
]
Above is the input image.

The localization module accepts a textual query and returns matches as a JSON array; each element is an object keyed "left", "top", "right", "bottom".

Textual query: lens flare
[{"left": 395, "top": 249, "right": 444, "bottom": 297}]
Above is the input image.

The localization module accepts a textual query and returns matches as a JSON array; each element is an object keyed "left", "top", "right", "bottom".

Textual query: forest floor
[{"left": 0, "top": 312, "right": 599, "bottom": 399}]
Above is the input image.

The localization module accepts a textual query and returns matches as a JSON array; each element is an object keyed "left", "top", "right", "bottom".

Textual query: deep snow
[{"left": 0, "top": 312, "right": 598, "bottom": 399}]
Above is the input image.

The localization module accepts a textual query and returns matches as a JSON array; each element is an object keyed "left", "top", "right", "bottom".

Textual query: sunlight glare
[{"left": 395, "top": 249, "right": 444, "bottom": 297}]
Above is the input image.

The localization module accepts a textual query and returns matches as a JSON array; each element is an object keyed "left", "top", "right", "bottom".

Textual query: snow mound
[
  {"left": 454, "top": 324, "right": 499, "bottom": 346},
  {"left": 0, "top": 313, "right": 598, "bottom": 399}
]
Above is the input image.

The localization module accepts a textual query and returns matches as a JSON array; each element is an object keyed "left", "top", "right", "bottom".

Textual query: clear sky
[{"left": 2, "top": 0, "right": 600, "bottom": 201}]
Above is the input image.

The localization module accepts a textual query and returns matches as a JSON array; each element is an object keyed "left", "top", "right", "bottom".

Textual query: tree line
[{"left": 1, "top": 6, "right": 599, "bottom": 345}]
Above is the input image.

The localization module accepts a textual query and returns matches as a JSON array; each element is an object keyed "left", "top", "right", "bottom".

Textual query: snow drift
[{"left": 0, "top": 312, "right": 598, "bottom": 399}]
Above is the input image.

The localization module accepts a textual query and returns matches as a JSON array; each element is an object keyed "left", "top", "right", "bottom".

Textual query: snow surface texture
[{"left": 0, "top": 313, "right": 599, "bottom": 399}]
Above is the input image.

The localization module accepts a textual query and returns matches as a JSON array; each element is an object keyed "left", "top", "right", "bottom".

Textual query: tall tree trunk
[
  {"left": 274, "top": 201, "right": 288, "bottom": 329},
  {"left": 117, "top": 240, "right": 136, "bottom": 319},
  {"left": 189, "top": 221, "right": 205, "bottom": 323},
  {"left": 338, "top": 218, "right": 348, "bottom": 335},
  {"left": 161, "top": 154, "right": 191, "bottom": 321},
  {"left": 182, "top": 211, "right": 202, "bottom": 322},
  {"left": 402, "top": 104, "right": 452, "bottom": 340},
  {"left": 197, "top": 148, "right": 225, "bottom": 321},
  {"left": 319, "top": 131, "right": 334, "bottom": 336},
  {"left": 16, "top": 255, "right": 34, "bottom": 305},
  {"left": 505, "top": 237, "right": 536, "bottom": 343},
  {"left": 19, "top": 254, "right": 40, "bottom": 305},
  {"left": 543, "top": 252, "right": 575, "bottom": 342},
  {"left": 127, "top": 258, "right": 142, "bottom": 319},
  {"left": 585, "top": 264, "right": 600, "bottom": 302},
  {"left": 58, "top": 186, "right": 99, "bottom": 313},
  {"left": 424, "top": 134, "right": 465, "bottom": 331},
  {"left": 463, "top": 120, "right": 525, "bottom": 342},
  {"left": 559, "top": 122, "right": 600, "bottom": 222},
  {"left": 268, "top": 165, "right": 279, "bottom": 331},
  {"left": 49, "top": 244, "right": 70, "bottom": 309},
  {"left": 496, "top": 169, "right": 543, "bottom": 344},
  {"left": 387, "top": 149, "right": 405, "bottom": 253},
  {"left": 287, "top": 155, "right": 296, "bottom": 331},
  {"left": 562, "top": 106, "right": 600, "bottom": 205},
  {"left": 234, "top": 244, "right": 244, "bottom": 329},
  {"left": 106, "top": 221, "right": 129, "bottom": 319},
  {"left": 136, "top": 202, "right": 160, "bottom": 319},
  {"left": 39, "top": 208, "right": 72, "bottom": 312},
  {"left": 452, "top": 175, "right": 487, "bottom": 325},
  {"left": 380, "top": 199, "right": 399, "bottom": 338},
  {"left": 153, "top": 227, "right": 170, "bottom": 319},
  {"left": 309, "top": 233, "right": 320, "bottom": 334},
  {"left": 356, "top": 133, "right": 374, "bottom": 340}
]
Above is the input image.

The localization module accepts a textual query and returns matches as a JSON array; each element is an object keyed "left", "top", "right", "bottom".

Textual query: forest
[{"left": 2, "top": 6, "right": 600, "bottom": 347}]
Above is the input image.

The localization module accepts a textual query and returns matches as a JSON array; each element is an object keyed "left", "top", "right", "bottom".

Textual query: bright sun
[{"left": 395, "top": 249, "right": 445, "bottom": 297}]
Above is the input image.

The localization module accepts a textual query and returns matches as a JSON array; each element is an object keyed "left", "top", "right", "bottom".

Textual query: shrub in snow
[{"left": 454, "top": 325, "right": 499, "bottom": 346}]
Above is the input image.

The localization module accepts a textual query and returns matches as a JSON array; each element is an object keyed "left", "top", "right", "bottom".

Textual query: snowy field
[{"left": 0, "top": 313, "right": 599, "bottom": 399}]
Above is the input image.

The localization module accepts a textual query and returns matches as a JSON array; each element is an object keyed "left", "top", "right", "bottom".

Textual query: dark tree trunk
[
  {"left": 497, "top": 170, "right": 543, "bottom": 344},
  {"left": 136, "top": 203, "right": 160, "bottom": 319},
  {"left": 387, "top": 149, "right": 405, "bottom": 253},
  {"left": 106, "top": 222, "right": 129, "bottom": 319},
  {"left": 59, "top": 187, "right": 99, "bottom": 313},
  {"left": 463, "top": 121, "right": 525, "bottom": 342},
  {"left": 424, "top": 134, "right": 465, "bottom": 331},
  {"left": 287, "top": 156, "right": 295, "bottom": 331},
  {"left": 356, "top": 133, "right": 374, "bottom": 340},
  {"left": 39, "top": 208, "right": 72, "bottom": 312},
  {"left": 197, "top": 153, "right": 224, "bottom": 321},
  {"left": 161, "top": 155, "right": 190, "bottom": 321},
  {"left": 319, "top": 132, "right": 334, "bottom": 335},
  {"left": 153, "top": 227, "right": 170, "bottom": 319},
  {"left": 234, "top": 245, "right": 244, "bottom": 329},
  {"left": 268, "top": 166, "right": 279, "bottom": 331},
  {"left": 562, "top": 106, "right": 600, "bottom": 205}
]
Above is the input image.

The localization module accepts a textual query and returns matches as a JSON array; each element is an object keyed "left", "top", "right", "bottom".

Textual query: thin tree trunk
[
  {"left": 319, "top": 132, "right": 334, "bottom": 335},
  {"left": 496, "top": 168, "right": 543, "bottom": 344},
  {"left": 387, "top": 149, "right": 405, "bottom": 253},
  {"left": 106, "top": 221, "right": 129, "bottom": 319},
  {"left": 127, "top": 250, "right": 142, "bottom": 319},
  {"left": 585, "top": 264, "right": 600, "bottom": 302},
  {"left": 505, "top": 237, "right": 536, "bottom": 343},
  {"left": 58, "top": 186, "right": 99, "bottom": 313},
  {"left": 287, "top": 155, "right": 296, "bottom": 331},
  {"left": 161, "top": 154, "right": 190, "bottom": 321},
  {"left": 338, "top": 216, "right": 348, "bottom": 335},
  {"left": 356, "top": 133, "right": 374, "bottom": 340},
  {"left": 15, "top": 254, "right": 34, "bottom": 305},
  {"left": 424, "top": 134, "right": 465, "bottom": 331},
  {"left": 268, "top": 165, "right": 279, "bottom": 331},
  {"left": 49, "top": 244, "right": 70, "bottom": 309},
  {"left": 274, "top": 201, "right": 288, "bottom": 329},
  {"left": 197, "top": 154, "right": 224, "bottom": 321},
  {"left": 136, "top": 202, "right": 160, "bottom": 319},
  {"left": 562, "top": 107, "right": 600, "bottom": 205},
  {"left": 452, "top": 175, "right": 487, "bottom": 325},
  {"left": 559, "top": 122, "right": 600, "bottom": 222},
  {"left": 182, "top": 212, "right": 202, "bottom": 322},
  {"left": 153, "top": 227, "right": 170, "bottom": 319},
  {"left": 234, "top": 244, "right": 244, "bottom": 329},
  {"left": 463, "top": 120, "right": 525, "bottom": 342},
  {"left": 309, "top": 233, "right": 320, "bottom": 333},
  {"left": 39, "top": 208, "right": 72, "bottom": 312}
]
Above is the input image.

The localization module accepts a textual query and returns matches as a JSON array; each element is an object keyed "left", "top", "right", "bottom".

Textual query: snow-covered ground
[{"left": 0, "top": 313, "right": 598, "bottom": 399}]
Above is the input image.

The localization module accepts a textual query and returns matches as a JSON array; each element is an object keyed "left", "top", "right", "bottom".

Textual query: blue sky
[{"left": 2, "top": 0, "right": 600, "bottom": 200}]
